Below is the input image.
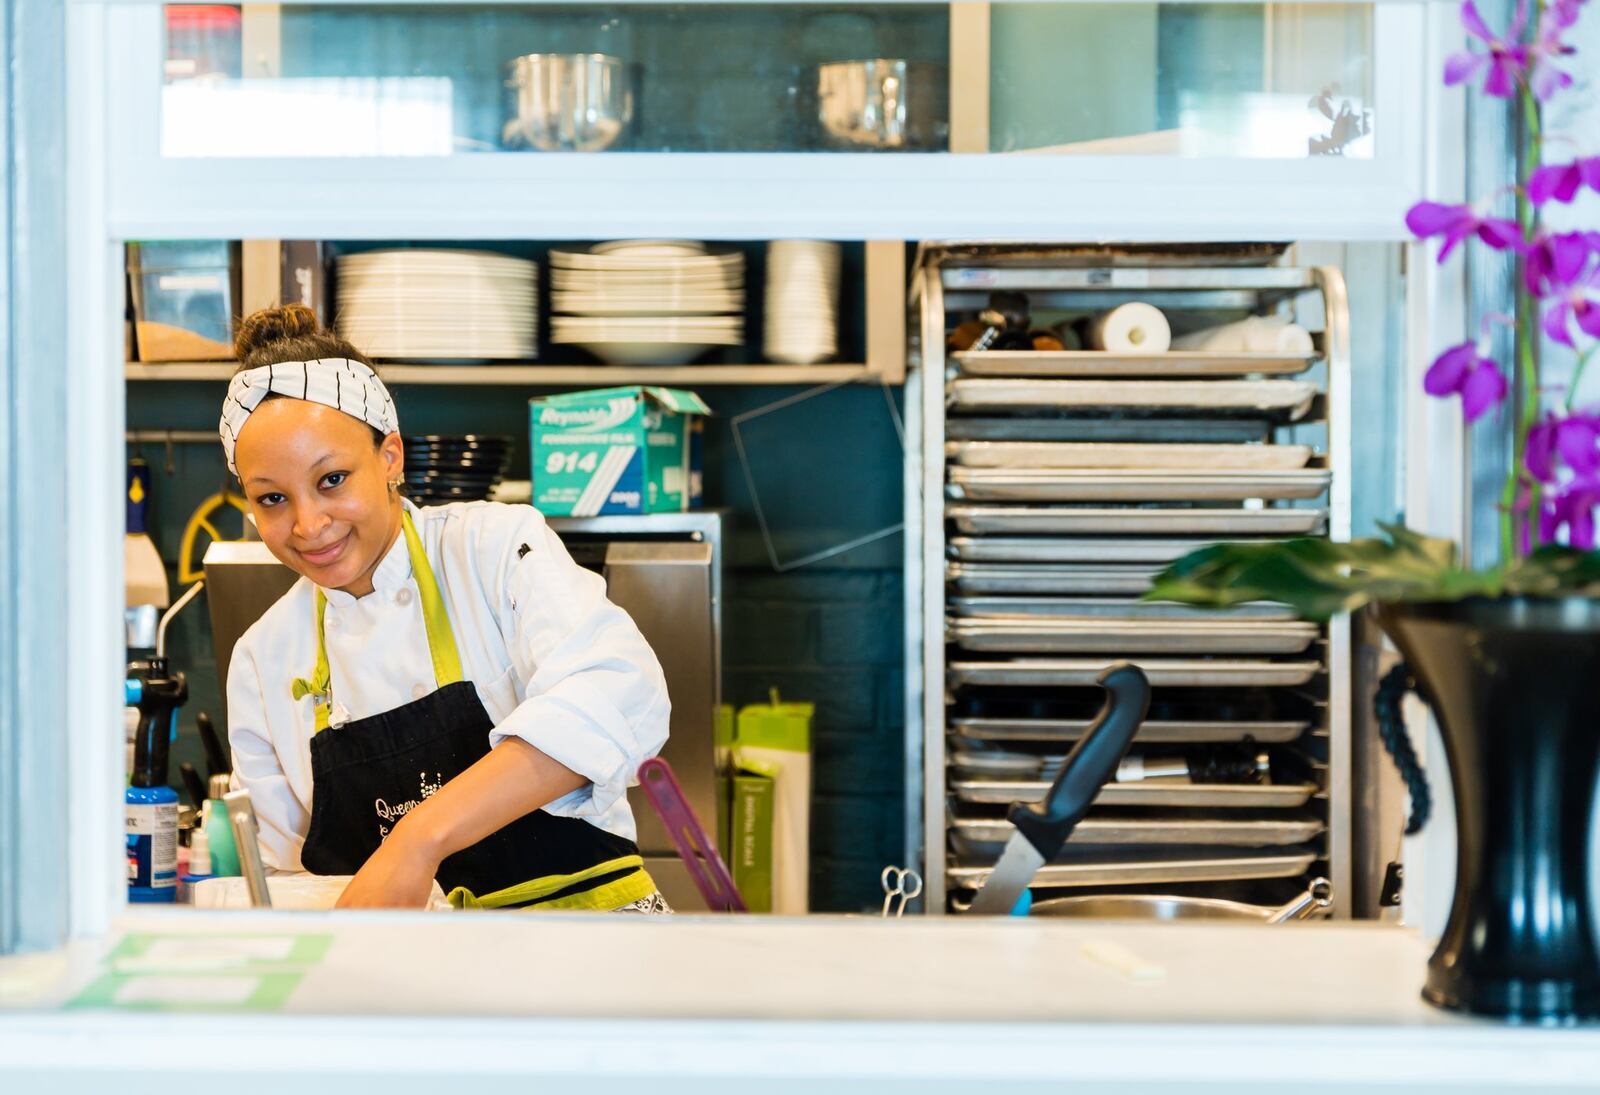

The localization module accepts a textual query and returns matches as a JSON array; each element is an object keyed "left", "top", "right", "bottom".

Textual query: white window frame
[{"left": 47, "top": 0, "right": 1462, "bottom": 942}]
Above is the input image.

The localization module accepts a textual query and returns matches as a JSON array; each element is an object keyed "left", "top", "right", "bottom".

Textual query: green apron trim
[
  {"left": 290, "top": 508, "right": 462, "bottom": 733},
  {"left": 446, "top": 855, "right": 656, "bottom": 912}
]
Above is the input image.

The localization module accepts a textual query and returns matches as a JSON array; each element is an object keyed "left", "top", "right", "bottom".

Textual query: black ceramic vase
[{"left": 1377, "top": 597, "right": 1600, "bottom": 1023}]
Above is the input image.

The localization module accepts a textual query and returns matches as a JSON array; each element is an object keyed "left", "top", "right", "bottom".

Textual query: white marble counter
[{"left": 2, "top": 911, "right": 1598, "bottom": 1092}]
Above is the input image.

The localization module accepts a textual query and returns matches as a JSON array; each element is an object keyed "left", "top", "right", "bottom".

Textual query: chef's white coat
[{"left": 226, "top": 499, "right": 671, "bottom": 873}]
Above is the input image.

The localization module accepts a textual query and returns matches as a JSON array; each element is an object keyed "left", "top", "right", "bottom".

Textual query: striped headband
[{"left": 219, "top": 358, "right": 399, "bottom": 476}]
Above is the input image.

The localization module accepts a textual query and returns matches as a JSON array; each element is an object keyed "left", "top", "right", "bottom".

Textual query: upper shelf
[{"left": 124, "top": 362, "right": 885, "bottom": 387}]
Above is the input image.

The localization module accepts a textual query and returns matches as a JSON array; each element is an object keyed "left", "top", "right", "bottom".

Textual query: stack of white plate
[
  {"left": 764, "top": 240, "right": 841, "bottom": 365},
  {"left": 336, "top": 249, "right": 538, "bottom": 361},
  {"left": 549, "top": 240, "right": 744, "bottom": 366}
]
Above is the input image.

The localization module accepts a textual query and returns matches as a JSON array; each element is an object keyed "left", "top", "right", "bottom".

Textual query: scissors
[{"left": 880, "top": 865, "right": 923, "bottom": 917}]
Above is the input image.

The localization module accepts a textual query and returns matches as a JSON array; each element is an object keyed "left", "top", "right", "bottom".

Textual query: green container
[
  {"left": 731, "top": 772, "right": 774, "bottom": 914},
  {"left": 527, "top": 386, "right": 710, "bottom": 516}
]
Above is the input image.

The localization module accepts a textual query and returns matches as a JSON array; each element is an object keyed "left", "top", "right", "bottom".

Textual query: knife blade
[{"left": 967, "top": 662, "right": 1150, "bottom": 916}]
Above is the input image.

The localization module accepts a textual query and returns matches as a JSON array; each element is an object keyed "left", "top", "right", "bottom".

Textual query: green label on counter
[{"left": 67, "top": 933, "right": 331, "bottom": 1013}]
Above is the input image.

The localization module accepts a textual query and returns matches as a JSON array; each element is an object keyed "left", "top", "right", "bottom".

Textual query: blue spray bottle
[{"left": 126, "top": 658, "right": 186, "bottom": 903}]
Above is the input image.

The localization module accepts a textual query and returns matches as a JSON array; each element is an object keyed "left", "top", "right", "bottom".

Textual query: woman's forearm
[{"left": 396, "top": 737, "right": 587, "bottom": 864}]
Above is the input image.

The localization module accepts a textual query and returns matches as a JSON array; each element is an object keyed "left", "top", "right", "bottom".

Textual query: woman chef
[{"left": 221, "top": 305, "right": 672, "bottom": 912}]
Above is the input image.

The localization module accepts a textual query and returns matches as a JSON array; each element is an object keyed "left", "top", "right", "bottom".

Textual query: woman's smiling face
[{"left": 234, "top": 398, "right": 405, "bottom": 597}]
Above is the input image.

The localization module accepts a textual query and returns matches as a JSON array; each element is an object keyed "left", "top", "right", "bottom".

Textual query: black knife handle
[
  {"left": 179, "top": 762, "right": 208, "bottom": 813},
  {"left": 1008, "top": 663, "right": 1150, "bottom": 861},
  {"left": 196, "top": 712, "right": 230, "bottom": 780}
]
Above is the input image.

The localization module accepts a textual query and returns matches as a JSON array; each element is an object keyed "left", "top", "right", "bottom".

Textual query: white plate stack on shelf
[
  {"left": 335, "top": 248, "right": 538, "bottom": 362},
  {"left": 549, "top": 240, "right": 745, "bottom": 366},
  {"left": 763, "top": 240, "right": 841, "bottom": 365}
]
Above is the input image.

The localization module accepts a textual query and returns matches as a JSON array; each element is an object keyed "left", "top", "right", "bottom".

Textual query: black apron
[{"left": 292, "top": 509, "right": 653, "bottom": 911}]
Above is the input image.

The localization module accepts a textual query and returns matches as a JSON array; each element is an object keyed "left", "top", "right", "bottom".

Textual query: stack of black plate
[{"left": 403, "top": 435, "right": 512, "bottom": 507}]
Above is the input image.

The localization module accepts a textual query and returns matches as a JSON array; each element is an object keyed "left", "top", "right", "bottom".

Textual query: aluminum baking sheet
[
  {"left": 947, "top": 505, "right": 1328, "bottom": 536},
  {"left": 948, "top": 378, "right": 1319, "bottom": 418},
  {"left": 946, "top": 851, "right": 1318, "bottom": 890},
  {"left": 946, "top": 467, "right": 1332, "bottom": 503},
  {"left": 949, "top": 717, "right": 1310, "bottom": 745},
  {"left": 946, "top": 441, "right": 1314, "bottom": 470},
  {"left": 948, "top": 597, "right": 1298, "bottom": 620},
  {"left": 946, "top": 417, "right": 1272, "bottom": 445},
  {"left": 947, "top": 563, "right": 1164, "bottom": 596},
  {"left": 949, "top": 815, "right": 1325, "bottom": 849},
  {"left": 947, "top": 537, "right": 1226, "bottom": 564},
  {"left": 951, "top": 779, "right": 1318, "bottom": 809},
  {"left": 948, "top": 658, "right": 1322, "bottom": 688},
  {"left": 948, "top": 619, "right": 1320, "bottom": 655},
  {"left": 952, "top": 350, "right": 1318, "bottom": 379}
]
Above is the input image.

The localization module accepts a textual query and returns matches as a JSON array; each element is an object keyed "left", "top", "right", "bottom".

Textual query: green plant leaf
[{"left": 1144, "top": 526, "right": 1600, "bottom": 621}]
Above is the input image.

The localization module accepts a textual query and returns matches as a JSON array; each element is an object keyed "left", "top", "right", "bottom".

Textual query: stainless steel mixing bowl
[
  {"left": 503, "top": 53, "right": 633, "bottom": 152},
  {"left": 816, "top": 59, "right": 948, "bottom": 151},
  {"left": 1031, "top": 879, "right": 1333, "bottom": 923}
]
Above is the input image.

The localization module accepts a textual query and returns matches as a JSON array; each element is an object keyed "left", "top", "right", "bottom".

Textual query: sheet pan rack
[{"left": 912, "top": 246, "right": 1352, "bottom": 915}]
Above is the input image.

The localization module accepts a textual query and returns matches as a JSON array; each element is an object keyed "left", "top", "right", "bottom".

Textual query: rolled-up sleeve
[{"left": 487, "top": 511, "right": 671, "bottom": 818}]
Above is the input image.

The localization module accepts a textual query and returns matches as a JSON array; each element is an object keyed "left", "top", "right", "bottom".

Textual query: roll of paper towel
[
  {"left": 1088, "top": 303, "right": 1172, "bottom": 354},
  {"left": 1172, "top": 316, "right": 1314, "bottom": 355}
]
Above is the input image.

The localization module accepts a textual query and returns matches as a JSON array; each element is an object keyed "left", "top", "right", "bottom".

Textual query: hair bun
[{"left": 234, "top": 303, "right": 322, "bottom": 362}]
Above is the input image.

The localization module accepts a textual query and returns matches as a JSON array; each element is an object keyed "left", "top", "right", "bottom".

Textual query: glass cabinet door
[
  {"left": 161, "top": 3, "right": 951, "bottom": 156},
  {"left": 99, "top": 1, "right": 1431, "bottom": 240},
  {"left": 987, "top": 3, "right": 1374, "bottom": 158}
]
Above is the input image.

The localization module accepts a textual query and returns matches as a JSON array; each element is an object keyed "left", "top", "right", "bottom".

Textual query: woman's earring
[{"left": 388, "top": 478, "right": 402, "bottom": 493}]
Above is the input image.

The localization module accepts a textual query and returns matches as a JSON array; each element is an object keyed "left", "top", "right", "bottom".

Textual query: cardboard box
[{"left": 528, "top": 386, "right": 709, "bottom": 516}]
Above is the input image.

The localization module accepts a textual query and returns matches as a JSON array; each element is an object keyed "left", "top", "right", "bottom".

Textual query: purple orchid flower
[
  {"left": 1424, "top": 340, "right": 1510, "bottom": 421},
  {"left": 1529, "top": 1, "right": 1581, "bottom": 100},
  {"left": 1528, "top": 157, "right": 1600, "bottom": 205},
  {"left": 1523, "top": 230, "right": 1600, "bottom": 297},
  {"left": 1525, "top": 411, "right": 1600, "bottom": 482},
  {"left": 1539, "top": 476, "right": 1600, "bottom": 550},
  {"left": 1446, "top": 0, "right": 1531, "bottom": 97},
  {"left": 1539, "top": 245, "right": 1600, "bottom": 346},
  {"left": 1406, "top": 201, "right": 1524, "bottom": 262}
]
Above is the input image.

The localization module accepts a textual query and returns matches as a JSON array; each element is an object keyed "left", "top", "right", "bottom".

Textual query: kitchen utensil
[
  {"left": 950, "top": 851, "right": 1318, "bottom": 892},
  {"left": 951, "top": 350, "right": 1318, "bottom": 378},
  {"left": 947, "top": 657, "right": 1322, "bottom": 689},
  {"left": 945, "top": 505, "right": 1328, "bottom": 536},
  {"left": 946, "top": 415, "right": 1273, "bottom": 444},
  {"left": 949, "top": 813, "right": 1324, "bottom": 849},
  {"left": 196, "top": 713, "right": 228, "bottom": 778},
  {"left": 223, "top": 788, "right": 271, "bottom": 908},
  {"left": 945, "top": 562, "right": 1165, "bottom": 595},
  {"left": 947, "top": 378, "right": 1319, "bottom": 418},
  {"left": 637, "top": 756, "right": 746, "bottom": 913},
  {"left": 947, "top": 597, "right": 1297, "bottom": 620},
  {"left": 1028, "top": 877, "right": 1332, "bottom": 921},
  {"left": 966, "top": 663, "right": 1150, "bottom": 915},
  {"left": 951, "top": 778, "right": 1318, "bottom": 809},
  {"left": 179, "top": 762, "right": 208, "bottom": 812},
  {"left": 945, "top": 441, "right": 1314, "bottom": 470},
  {"left": 816, "top": 59, "right": 948, "bottom": 150},
  {"left": 880, "top": 865, "right": 923, "bottom": 917},
  {"left": 946, "top": 537, "right": 1235, "bottom": 564},
  {"left": 950, "top": 715, "right": 1310, "bottom": 745},
  {"left": 503, "top": 53, "right": 633, "bottom": 152},
  {"left": 946, "top": 618, "right": 1319, "bottom": 655},
  {"left": 945, "top": 466, "right": 1331, "bottom": 503}
]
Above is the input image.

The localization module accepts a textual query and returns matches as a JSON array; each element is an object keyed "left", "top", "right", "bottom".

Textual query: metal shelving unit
[{"left": 911, "top": 245, "right": 1353, "bottom": 916}]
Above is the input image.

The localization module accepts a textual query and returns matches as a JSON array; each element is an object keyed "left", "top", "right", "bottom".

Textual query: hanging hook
[{"left": 164, "top": 430, "right": 177, "bottom": 475}]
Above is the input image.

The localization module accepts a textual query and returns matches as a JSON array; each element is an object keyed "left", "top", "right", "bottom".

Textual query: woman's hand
[{"left": 335, "top": 820, "right": 443, "bottom": 909}]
